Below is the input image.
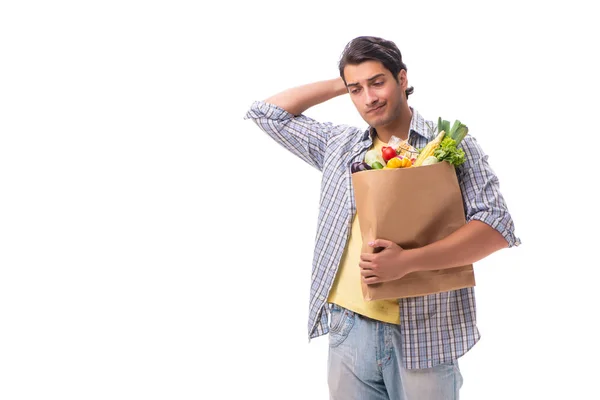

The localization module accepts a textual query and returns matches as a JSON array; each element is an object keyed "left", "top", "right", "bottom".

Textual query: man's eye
[
  {"left": 373, "top": 81, "right": 383, "bottom": 86},
  {"left": 351, "top": 88, "right": 361, "bottom": 94}
]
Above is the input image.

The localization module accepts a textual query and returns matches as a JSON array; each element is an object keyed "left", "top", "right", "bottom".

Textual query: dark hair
[{"left": 338, "top": 36, "right": 414, "bottom": 98}]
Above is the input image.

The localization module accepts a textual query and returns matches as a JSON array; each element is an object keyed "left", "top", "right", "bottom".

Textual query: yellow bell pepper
[
  {"left": 386, "top": 157, "right": 403, "bottom": 168},
  {"left": 399, "top": 157, "right": 412, "bottom": 168},
  {"left": 386, "top": 157, "right": 412, "bottom": 169}
]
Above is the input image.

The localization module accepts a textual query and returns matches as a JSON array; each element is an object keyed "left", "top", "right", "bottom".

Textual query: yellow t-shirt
[{"left": 327, "top": 136, "right": 400, "bottom": 324}]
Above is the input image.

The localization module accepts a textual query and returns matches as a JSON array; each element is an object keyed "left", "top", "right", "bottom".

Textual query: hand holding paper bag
[{"left": 359, "top": 239, "right": 412, "bottom": 284}]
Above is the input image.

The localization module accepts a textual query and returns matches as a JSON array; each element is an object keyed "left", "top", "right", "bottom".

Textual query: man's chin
[{"left": 366, "top": 117, "right": 390, "bottom": 128}]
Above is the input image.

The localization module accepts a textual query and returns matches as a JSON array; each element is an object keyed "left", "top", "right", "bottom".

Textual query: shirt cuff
[
  {"left": 469, "top": 212, "right": 522, "bottom": 248},
  {"left": 244, "top": 100, "right": 294, "bottom": 121}
]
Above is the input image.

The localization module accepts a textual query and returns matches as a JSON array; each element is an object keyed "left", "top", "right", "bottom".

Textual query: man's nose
[{"left": 365, "top": 88, "right": 378, "bottom": 106}]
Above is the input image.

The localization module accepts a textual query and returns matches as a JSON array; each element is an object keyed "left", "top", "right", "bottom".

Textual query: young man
[{"left": 245, "top": 36, "right": 520, "bottom": 400}]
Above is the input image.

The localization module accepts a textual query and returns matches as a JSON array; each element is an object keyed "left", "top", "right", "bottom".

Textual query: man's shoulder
[
  {"left": 328, "top": 122, "right": 367, "bottom": 140},
  {"left": 409, "top": 107, "right": 437, "bottom": 141}
]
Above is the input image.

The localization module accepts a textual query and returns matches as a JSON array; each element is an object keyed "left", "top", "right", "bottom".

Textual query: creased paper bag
[{"left": 351, "top": 161, "right": 475, "bottom": 300}]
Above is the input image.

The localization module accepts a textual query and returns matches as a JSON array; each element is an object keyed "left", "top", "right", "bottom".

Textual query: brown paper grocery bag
[{"left": 351, "top": 161, "right": 475, "bottom": 300}]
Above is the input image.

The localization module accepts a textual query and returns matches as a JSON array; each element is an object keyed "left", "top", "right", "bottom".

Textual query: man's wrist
[
  {"left": 403, "top": 247, "right": 427, "bottom": 274},
  {"left": 333, "top": 77, "right": 347, "bottom": 96}
]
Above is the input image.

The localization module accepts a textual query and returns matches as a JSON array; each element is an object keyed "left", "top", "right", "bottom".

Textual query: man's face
[{"left": 343, "top": 60, "right": 407, "bottom": 128}]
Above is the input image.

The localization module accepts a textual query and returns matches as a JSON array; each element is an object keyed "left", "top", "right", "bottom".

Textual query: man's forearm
[
  {"left": 264, "top": 78, "right": 347, "bottom": 116},
  {"left": 407, "top": 220, "right": 509, "bottom": 272}
]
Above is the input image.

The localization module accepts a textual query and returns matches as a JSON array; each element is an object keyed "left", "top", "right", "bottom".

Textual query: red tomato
[{"left": 381, "top": 146, "right": 397, "bottom": 162}]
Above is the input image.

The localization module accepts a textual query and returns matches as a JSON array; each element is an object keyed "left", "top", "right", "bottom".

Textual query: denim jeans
[{"left": 327, "top": 304, "right": 463, "bottom": 400}]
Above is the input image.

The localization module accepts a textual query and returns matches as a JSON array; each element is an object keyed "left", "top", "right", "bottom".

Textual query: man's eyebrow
[{"left": 346, "top": 73, "right": 386, "bottom": 87}]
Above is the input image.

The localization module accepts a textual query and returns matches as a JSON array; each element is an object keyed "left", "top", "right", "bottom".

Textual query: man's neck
[{"left": 373, "top": 106, "right": 413, "bottom": 143}]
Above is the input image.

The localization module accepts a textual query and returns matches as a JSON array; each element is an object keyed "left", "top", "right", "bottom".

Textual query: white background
[{"left": 1, "top": 1, "right": 599, "bottom": 399}]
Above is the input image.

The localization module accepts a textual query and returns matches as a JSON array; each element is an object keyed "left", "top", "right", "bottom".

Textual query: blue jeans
[{"left": 327, "top": 304, "right": 463, "bottom": 400}]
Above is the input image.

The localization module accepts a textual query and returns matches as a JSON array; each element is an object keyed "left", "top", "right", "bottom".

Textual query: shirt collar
[{"left": 362, "top": 107, "right": 435, "bottom": 142}]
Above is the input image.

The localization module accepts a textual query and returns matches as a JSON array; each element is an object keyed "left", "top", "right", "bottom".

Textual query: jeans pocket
[{"left": 328, "top": 305, "right": 355, "bottom": 348}]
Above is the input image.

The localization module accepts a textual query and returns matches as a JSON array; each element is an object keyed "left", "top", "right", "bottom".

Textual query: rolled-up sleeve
[
  {"left": 244, "top": 100, "right": 335, "bottom": 171},
  {"left": 456, "top": 136, "right": 521, "bottom": 247}
]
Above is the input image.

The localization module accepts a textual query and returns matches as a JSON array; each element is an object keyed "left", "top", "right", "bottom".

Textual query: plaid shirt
[{"left": 245, "top": 100, "right": 521, "bottom": 369}]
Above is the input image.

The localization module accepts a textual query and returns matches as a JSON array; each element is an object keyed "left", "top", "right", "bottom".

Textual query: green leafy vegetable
[{"left": 433, "top": 137, "right": 465, "bottom": 166}]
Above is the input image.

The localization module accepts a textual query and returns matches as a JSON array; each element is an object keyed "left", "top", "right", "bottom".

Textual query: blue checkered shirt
[{"left": 245, "top": 100, "right": 521, "bottom": 369}]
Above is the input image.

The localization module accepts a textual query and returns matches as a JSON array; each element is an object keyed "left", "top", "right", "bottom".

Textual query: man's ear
[{"left": 397, "top": 69, "right": 407, "bottom": 89}]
